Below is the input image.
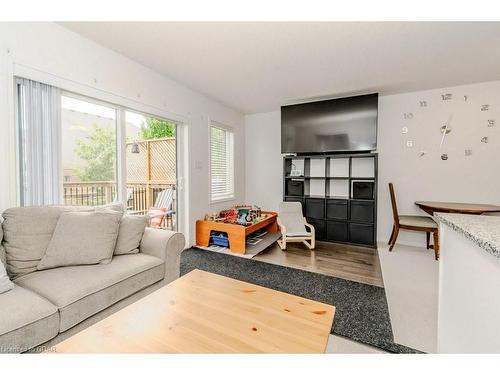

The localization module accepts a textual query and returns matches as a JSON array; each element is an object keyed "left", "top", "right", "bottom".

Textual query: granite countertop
[{"left": 434, "top": 213, "right": 500, "bottom": 258}]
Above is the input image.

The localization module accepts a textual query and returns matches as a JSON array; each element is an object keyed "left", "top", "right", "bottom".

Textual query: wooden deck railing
[{"left": 63, "top": 181, "right": 175, "bottom": 211}]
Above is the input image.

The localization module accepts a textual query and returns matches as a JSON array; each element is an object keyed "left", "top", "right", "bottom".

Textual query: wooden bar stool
[{"left": 388, "top": 183, "right": 439, "bottom": 260}]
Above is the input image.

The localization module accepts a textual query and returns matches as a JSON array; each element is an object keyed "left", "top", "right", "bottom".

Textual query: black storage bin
[
  {"left": 352, "top": 181, "right": 374, "bottom": 200},
  {"left": 305, "top": 198, "right": 325, "bottom": 219},
  {"left": 350, "top": 200, "right": 375, "bottom": 223},
  {"left": 286, "top": 179, "right": 304, "bottom": 196},
  {"left": 349, "top": 223, "right": 374, "bottom": 245},
  {"left": 327, "top": 199, "right": 348, "bottom": 220},
  {"left": 308, "top": 219, "right": 325, "bottom": 240},
  {"left": 327, "top": 221, "right": 348, "bottom": 242}
]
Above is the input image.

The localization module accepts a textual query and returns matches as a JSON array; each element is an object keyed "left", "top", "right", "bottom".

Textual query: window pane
[
  {"left": 210, "top": 124, "right": 234, "bottom": 201},
  {"left": 125, "top": 111, "right": 177, "bottom": 230},
  {"left": 61, "top": 95, "right": 117, "bottom": 206}
]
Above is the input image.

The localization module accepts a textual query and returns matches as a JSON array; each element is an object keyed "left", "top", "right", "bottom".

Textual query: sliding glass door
[
  {"left": 125, "top": 111, "right": 178, "bottom": 230},
  {"left": 17, "top": 79, "right": 181, "bottom": 231},
  {"left": 61, "top": 95, "right": 118, "bottom": 206}
]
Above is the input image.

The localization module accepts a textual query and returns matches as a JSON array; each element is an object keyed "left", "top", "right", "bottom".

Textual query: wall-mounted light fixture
[{"left": 131, "top": 142, "right": 140, "bottom": 154}]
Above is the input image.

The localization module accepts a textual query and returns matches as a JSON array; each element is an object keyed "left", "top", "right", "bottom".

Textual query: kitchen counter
[
  {"left": 435, "top": 212, "right": 500, "bottom": 353},
  {"left": 434, "top": 213, "right": 500, "bottom": 258}
]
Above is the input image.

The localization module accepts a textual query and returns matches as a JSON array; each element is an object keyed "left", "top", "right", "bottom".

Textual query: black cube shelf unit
[{"left": 283, "top": 153, "right": 378, "bottom": 248}]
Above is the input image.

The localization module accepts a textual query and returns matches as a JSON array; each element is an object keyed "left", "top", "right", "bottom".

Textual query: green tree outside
[
  {"left": 74, "top": 125, "right": 116, "bottom": 181},
  {"left": 74, "top": 117, "right": 175, "bottom": 182},
  {"left": 139, "top": 117, "right": 176, "bottom": 139}
]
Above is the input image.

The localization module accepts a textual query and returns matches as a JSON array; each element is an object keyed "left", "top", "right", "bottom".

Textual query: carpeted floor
[{"left": 180, "top": 247, "right": 421, "bottom": 353}]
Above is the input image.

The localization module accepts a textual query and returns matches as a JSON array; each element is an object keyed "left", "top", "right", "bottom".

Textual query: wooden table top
[
  {"left": 52, "top": 269, "right": 335, "bottom": 353},
  {"left": 198, "top": 211, "right": 277, "bottom": 230},
  {"left": 415, "top": 201, "right": 500, "bottom": 215}
]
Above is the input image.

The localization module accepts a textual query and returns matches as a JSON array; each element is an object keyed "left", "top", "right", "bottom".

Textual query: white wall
[
  {"left": 245, "top": 111, "right": 282, "bottom": 211},
  {"left": 0, "top": 22, "right": 245, "bottom": 245},
  {"left": 245, "top": 80, "right": 500, "bottom": 247},
  {"left": 378, "top": 81, "right": 500, "bottom": 246}
]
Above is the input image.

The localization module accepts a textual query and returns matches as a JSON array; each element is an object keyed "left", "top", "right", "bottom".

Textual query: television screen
[{"left": 281, "top": 93, "right": 378, "bottom": 154}]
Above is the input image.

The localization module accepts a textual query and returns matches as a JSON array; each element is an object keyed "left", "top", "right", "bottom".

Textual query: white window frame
[
  {"left": 10, "top": 64, "right": 189, "bottom": 240},
  {"left": 209, "top": 120, "right": 235, "bottom": 203},
  {"left": 60, "top": 91, "right": 121, "bottom": 203},
  {"left": 59, "top": 92, "right": 182, "bottom": 230}
]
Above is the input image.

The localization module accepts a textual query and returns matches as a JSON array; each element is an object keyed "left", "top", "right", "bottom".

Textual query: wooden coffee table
[{"left": 52, "top": 269, "right": 335, "bottom": 353}]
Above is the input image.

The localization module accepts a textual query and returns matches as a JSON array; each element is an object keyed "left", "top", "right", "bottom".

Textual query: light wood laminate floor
[{"left": 254, "top": 241, "right": 384, "bottom": 287}]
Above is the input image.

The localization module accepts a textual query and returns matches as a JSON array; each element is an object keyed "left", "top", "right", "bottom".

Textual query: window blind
[
  {"left": 17, "top": 77, "right": 61, "bottom": 206},
  {"left": 210, "top": 123, "right": 234, "bottom": 202}
]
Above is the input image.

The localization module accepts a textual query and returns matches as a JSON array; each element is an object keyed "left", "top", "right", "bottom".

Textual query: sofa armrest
[{"left": 139, "top": 228, "right": 186, "bottom": 284}]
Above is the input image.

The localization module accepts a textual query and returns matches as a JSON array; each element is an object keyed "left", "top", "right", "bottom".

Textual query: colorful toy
[
  {"left": 206, "top": 205, "right": 264, "bottom": 226},
  {"left": 222, "top": 208, "right": 239, "bottom": 224}
]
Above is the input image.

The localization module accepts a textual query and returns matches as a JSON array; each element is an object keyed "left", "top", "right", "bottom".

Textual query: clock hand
[{"left": 440, "top": 114, "right": 453, "bottom": 149}]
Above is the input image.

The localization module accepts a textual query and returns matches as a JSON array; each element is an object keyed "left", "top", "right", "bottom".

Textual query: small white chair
[{"left": 277, "top": 202, "right": 315, "bottom": 250}]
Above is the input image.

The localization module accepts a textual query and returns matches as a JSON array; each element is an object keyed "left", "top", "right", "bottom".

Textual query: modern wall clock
[{"left": 402, "top": 92, "right": 495, "bottom": 160}]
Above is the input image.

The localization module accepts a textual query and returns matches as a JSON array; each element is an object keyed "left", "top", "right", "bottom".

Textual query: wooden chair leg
[
  {"left": 388, "top": 225, "right": 395, "bottom": 245},
  {"left": 433, "top": 231, "right": 439, "bottom": 260},
  {"left": 426, "top": 232, "right": 430, "bottom": 249},
  {"left": 303, "top": 236, "right": 315, "bottom": 250},
  {"left": 278, "top": 237, "right": 287, "bottom": 250},
  {"left": 389, "top": 227, "right": 399, "bottom": 251}
]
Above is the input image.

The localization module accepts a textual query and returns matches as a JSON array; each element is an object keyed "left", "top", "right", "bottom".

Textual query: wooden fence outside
[{"left": 64, "top": 137, "right": 177, "bottom": 211}]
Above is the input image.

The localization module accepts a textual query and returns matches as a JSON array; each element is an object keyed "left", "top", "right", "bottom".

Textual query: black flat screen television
[{"left": 281, "top": 93, "right": 378, "bottom": 154}]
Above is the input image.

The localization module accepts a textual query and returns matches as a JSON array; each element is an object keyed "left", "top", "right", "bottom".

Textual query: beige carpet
[{"left": 377, "top": 241, "right": 439, "bottom": 353}]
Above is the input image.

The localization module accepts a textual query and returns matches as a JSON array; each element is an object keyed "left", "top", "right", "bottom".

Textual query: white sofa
[{"left": 0, "top": 205, "right": 185, "bottom": 353}]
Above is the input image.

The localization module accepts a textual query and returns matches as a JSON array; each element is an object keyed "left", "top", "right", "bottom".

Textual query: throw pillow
[
  {"left": 0, "top": 259, "right": 14, "bottom": 295},
  {"left": 0, "top": 217, "right": 5, "bottom": 265},
  {"left": 98, "top": 202, "right": 125, "bottom": 213},
  {"left": 37, "top": 211, "right": 122, "bottom": 270},
  {"left": 114, "top": 215, "right": 147, "bottom": 255},
  {"left": 2, "top": 205, "right": 85, "bottom": 278},
  {"left": 147, "top": 207, "right": 166, "bottom": 228}
]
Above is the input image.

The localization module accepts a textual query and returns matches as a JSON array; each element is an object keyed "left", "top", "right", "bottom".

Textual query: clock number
[
  {"left": 481, "top": 137, "right": 489, "bottom": 143},
  {"left": 441, "top": 93, "right": 452, "bottom": 101},
  {"left": 419, "top": 101, "right": 427, "bottom": 107},
  {"left": 403, "top": 113, "right": 413, "bottom": 120},
  {"left": 441, "top": 154, "right": 448, "bottom": 161},
  {"left": 464, "top": 95, "right": 468, "bottom": 102},
  {"left": 481, "top": 104, "right": 490, "bottom": 111},
  {"left": 465, "top": 149, "right": 472, "bottom": 156},
  {"left": 440, "top": 125, "right": 452, "bottom": 134},
  {"left": 488, "top": 120, "right": 495, "bottom": 127}
]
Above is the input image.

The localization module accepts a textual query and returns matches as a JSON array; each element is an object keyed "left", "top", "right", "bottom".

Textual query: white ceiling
[{"left": 61, "top": 22, "right": 500, "bottom": 114}]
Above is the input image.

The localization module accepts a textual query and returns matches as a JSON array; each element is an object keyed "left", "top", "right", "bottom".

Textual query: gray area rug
[{"left": 180, "top": 247, "right": 421, "bottom": 353}]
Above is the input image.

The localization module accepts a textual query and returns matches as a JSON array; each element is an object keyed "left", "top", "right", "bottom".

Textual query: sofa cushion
[
  {"left": 2, "top": 204, "right": 124, "bottom": 279},
  {"left": 0, "top": 217, "right": 5, "bottom": 265},
  {"left": 0, "top": 260, "right": 13, "bottom": 294},
  {"left": 0, "top": 245, "right": 5, "bottom": 268},
  {"left": 114, "top": 215, "right": 148, "bottom": 255},
  {"left": 98, "top": 202, "right": 125, "bottom": 214},
  {"left": 0, "top": 285, "right": 59, "bottom": 353},
  {"left": 2, "top": 206, "right": 81, "bottom": 278},
  {"left": 37, "top": 211, "right": 122, "bottom": 270},
  {"left": 16, "top": 253, "right": 164, "bottom": 332}
]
